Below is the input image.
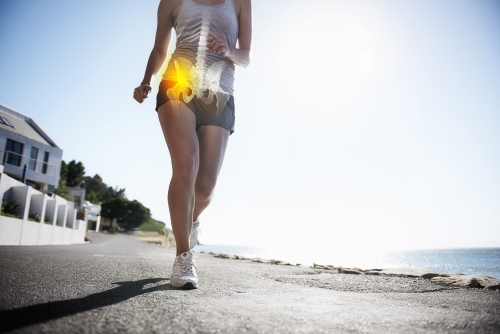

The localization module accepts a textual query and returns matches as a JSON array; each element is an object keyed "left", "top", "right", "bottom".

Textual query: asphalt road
[{"left": 0, "top": 233, "right": 499, "bottom": 333}]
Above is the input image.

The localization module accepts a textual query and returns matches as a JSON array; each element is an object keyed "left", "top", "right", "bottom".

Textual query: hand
[
  {"left": 206, "top": 34, "right": 233, "bottom": 57},
  {"left": 133, "top": 84, "right": 152, "bottom": 103}
]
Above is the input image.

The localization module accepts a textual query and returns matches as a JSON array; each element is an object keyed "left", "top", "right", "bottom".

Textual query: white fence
[{"left": 0, "top": 169, "right": 87, "bottom": 246}]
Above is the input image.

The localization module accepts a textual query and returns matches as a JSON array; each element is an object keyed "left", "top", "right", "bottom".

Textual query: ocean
[{"left": 195, "top": 244, "right": 500, "bottom": 279}]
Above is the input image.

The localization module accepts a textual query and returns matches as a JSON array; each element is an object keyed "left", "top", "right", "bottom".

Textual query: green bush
[
  {"left": 28, "top": 213, "right": 41, "bottom": 222},
  {"left": 139, "top": 219, "right": 158, "bottom": 232},
  {"left": 2, "top": 201, "right": 22, "bottom": 216}
]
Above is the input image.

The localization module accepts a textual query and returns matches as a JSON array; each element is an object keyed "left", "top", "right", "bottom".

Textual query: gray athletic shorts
[{"left": 156, "top": 80, "right": 235, "bottom": 135}]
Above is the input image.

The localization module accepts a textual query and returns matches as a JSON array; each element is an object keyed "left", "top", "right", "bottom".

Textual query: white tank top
[{"left": 162, "top": 0, "right": 239, "bottom": 98}]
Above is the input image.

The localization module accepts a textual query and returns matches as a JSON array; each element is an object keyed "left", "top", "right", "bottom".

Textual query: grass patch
[
  {"left": 1, "top": 212, "right": 20, "bottom": 219},
  {"left": 139, "top": 218, "right": 166, "bottom": 234}
]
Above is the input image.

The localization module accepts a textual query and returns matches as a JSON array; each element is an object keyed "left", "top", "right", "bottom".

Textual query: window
[
  {"left": 0, "top": 116, "right": 13, "bottom": 127},
  {"left": 42, "top": 152, "right": 49, "bottom": 174},
  {"left": 4, "top": 139, "right": 23, "bottom": 167},
  {"left": 29, "top": 147, "right": 38, "bottom": 171}
]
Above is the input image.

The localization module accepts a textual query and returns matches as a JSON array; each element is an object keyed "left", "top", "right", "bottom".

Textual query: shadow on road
[{"left": 0, "top": 277, "right": 175, "bottom": 333}]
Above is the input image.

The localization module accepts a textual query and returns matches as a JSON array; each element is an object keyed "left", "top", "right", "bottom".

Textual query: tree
[
  {"left": 87, "top": 191, "right": 100, "bottom": 204},
  {"left": 54, "top": 160, "right": 72, "bottom": 200},
  {"left": 103, "top": 186, "right": 126, "bottom": 203},
  {"left": 83, "top": 174, "right": 107, "bottom": 202},
  {"left": 84, "top": 174, "right": 126, "bottom": 203},
  {"left": 83, "top": 174, "right": 104, "bottom": 197},
  {"left": 120, "top": 200, "right": 151, "bottom": 230},
  {"left": 66, "top": 160, "right": 85, "bottom": 187},
  {"left": 59, "top": 161, "right": 68, "bottom": 186},
  {"left": 101, "top": 198, "right": 151, "bottom": 230},
  {"left": 56, "top": 160, "right": 152, "bottom": 230},
  {"left": 54, "top": 186, "right": 73, "bottom": 201},
  {"left": 100, "top": 197, "right": 127, "bottom": 227}
]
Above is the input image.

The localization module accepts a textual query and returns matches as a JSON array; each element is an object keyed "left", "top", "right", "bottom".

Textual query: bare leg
[
  {"left": 193, "top": 125, "right": 230, "bottom": 222},
  {"left": 157, "top": 101, "right": 199, "bottom": 256}
]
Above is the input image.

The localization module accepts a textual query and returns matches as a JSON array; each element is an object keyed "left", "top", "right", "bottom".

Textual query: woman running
[{"left": 133, "top": 0, "right": 252, "bottom": 289}]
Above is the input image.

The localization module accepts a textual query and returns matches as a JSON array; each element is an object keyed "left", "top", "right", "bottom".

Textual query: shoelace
[{"left": 180, "top": 258, "right": 198, "bottom": 274}]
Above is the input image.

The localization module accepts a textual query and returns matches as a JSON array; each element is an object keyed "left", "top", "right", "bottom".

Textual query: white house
[{"left": 0, "top": 103, "right": 62, "bottom": 192}]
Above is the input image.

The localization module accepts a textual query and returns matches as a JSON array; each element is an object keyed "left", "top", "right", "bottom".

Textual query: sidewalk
[{"left": 0, "top": 233, "right": 499, "bottom": 333}]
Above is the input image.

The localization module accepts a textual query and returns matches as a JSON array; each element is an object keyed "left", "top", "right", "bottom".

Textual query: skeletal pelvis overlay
[{"left": 166, "top": 15, "right": 230, "bottom": 116}]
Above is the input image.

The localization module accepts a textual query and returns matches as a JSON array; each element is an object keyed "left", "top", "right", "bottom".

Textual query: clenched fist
[{"left": 133, "top": 84, "right": 152, "bottom": 103}]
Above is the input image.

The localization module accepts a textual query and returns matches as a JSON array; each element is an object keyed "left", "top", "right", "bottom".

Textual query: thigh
[
  {"left": 157, "top": 101, "right": 199, "bottom": 172},
  {"left": 196, "top": 125, "right": 230, "bottom": 188}
]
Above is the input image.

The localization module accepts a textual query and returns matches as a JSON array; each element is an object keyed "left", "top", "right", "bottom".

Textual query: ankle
[{"left": 176, "top": 248, "right": 190, "bottom": 256}]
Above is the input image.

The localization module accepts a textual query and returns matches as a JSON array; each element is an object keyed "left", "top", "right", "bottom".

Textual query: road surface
[{"left": 1, "top": 233, "right": 499, "bottom": 333}]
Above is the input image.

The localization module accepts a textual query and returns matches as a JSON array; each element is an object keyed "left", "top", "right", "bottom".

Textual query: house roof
[{"left": 0, "top": 103, "right": 61, "bottom": 149}]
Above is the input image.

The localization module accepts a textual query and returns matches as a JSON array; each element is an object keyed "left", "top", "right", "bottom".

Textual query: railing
[{"left": 0, "top": 150, "right": 56, "bottom": 177}]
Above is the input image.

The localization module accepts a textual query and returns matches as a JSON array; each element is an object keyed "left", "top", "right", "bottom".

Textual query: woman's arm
[
  {"left": 206, "top": 0, "right": 252, "bottom": 68},
  {"left": 133, "top": 0, "right": 176, "bottom": 103}
]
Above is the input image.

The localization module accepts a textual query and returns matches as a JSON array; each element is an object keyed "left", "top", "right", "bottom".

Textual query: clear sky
[{"left": 1, "top": 0, "right": 499, "bottom": 254}]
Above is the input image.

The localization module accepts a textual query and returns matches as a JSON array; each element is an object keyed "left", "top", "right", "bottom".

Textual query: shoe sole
[{"left": 171, "top": 281, "right": 198, "bottom": 289}]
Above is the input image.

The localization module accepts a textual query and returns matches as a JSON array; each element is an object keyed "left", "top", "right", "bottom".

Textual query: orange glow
[
  {"left": 174, "top": 60, "right": 191, "bottom": 93},
  {"left": 166, "top": 59, "right": 196, "bottom": 102},
  {"left": 165, "top": 56, "right": 229, "bottom": 115}
]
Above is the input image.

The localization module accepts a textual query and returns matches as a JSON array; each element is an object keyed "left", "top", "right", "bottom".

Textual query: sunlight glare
[{"left": 275, "top": 13, "right": 378, "bottom": 130}]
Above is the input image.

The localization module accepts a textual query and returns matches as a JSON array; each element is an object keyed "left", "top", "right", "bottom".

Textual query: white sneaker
[
  {"left": 190, "top": 221, "right": 201, "bottom": 250},
  {"left": 170, "top": 251, "right": 198, "bottom": 289}
]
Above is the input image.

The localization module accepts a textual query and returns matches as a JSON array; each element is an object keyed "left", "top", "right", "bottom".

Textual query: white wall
[
  {"left": 38, "top": 222, "right": 53, "bottom": 245},
  {"left": 20, "top": 220, "right": 41, "bottom": 245},
  {"left": 0, "top": 172, "right": 87, "bottom": 246},
  {"left": 0, "top": 216, "right": 22, "bottom": 245}
]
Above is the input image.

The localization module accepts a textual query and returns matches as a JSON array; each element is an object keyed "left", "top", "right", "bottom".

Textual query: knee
[
  {"left": 172, "top": 156, "right": 198, "bottom": 182},
  {"left": 195, "top": 181, "right": 215, "bottom": 202}
]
